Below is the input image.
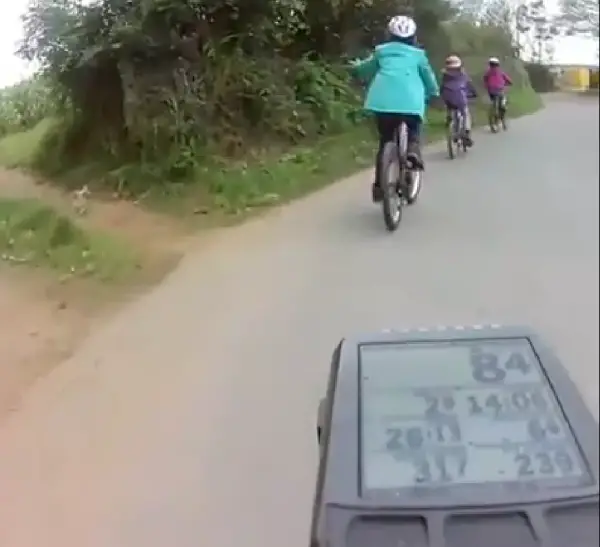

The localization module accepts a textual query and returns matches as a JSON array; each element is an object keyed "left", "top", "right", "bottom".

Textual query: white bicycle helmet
[
  {"left": 489, "top": 56, "right": 500, "bottom": 65},
  {"left": 387, "top": 15, "right": 417, "bottom": 39},
  {"left": 445, "top": 55, "right": 462, "bottom": 68}
]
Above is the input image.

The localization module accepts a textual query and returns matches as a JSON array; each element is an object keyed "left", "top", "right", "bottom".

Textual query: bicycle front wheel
[{"left": 405, "top": 168, "right": 422, "bottom": 205}]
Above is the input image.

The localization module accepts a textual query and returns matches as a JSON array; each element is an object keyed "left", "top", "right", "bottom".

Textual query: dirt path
[
  {"left": 0, "top": 269, "right": 96, "bottom": 416},
  {"left": 0, "top": 169, "right": 187, "bottom": 419}
]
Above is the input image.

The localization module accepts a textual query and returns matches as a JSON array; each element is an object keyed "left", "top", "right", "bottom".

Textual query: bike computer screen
[
  {"left": 312, "top": 326, "right": 599, "bottom": 547},
  {"left": 360, "top": 338, "right": 590, "bottom": 497}
]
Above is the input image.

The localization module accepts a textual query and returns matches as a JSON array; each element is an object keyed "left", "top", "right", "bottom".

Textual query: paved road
[{"left": 0, "top": 95, "right": 598, "bottom": 547}]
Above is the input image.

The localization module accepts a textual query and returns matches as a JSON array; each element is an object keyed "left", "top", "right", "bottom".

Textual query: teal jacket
[{"left": 352, "top": 41, "right": 439, "bottom": 119}]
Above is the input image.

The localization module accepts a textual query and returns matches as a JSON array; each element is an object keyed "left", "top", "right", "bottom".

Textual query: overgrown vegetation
[
  {"left": 0, "top": 198, "right": 139, "bottom": 280},
  {"left": 158, "top": 87, "right": 542, "bottom": 216},
  {"left": 525, "top": 62, "right": 557, "bottom": 92},
  {"left": 0, "top": 0, "right": 543, "bottom": 210},
  {"left": 0, "top": 76, "right": 58, "bottom": 137}
]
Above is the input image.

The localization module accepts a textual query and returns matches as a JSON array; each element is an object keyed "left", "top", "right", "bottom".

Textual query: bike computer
[{"left": 311, "top": 325, "right": 599, "bottom": 547}]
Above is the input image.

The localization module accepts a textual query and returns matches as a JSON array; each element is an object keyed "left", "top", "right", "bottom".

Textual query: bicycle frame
[{"left": 395, "top": 122, "right": 408, "bottom": 164}]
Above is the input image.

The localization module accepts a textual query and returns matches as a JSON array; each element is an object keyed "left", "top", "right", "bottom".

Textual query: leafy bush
[{"left": 524, "top": 62, "right": 557, "bottom": 92}]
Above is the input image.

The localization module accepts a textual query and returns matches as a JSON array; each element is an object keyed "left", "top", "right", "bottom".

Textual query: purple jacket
[{"left": 441, "top": 69, "right": 477, "bottom": 109}]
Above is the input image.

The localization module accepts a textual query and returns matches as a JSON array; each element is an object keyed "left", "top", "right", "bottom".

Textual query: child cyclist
[
  {"left": 350, "top": 15, "right": 439, "bottom": 203},
  {"left": 441, "top": 55, "right": 477, "bottom": 147},
  {"left": 483, "top": 57, "right": 512, "bottom": 117}
]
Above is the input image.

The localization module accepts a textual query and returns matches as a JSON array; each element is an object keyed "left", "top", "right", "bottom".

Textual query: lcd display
[{"left": 359, "top": 339, "right": 589, "bottom": 493}]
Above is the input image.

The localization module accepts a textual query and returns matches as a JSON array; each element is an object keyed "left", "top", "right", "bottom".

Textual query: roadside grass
[
  {"left": 0, "top": 198, "right": 140, "bottom": 282},
  {"left": 0, "top": 118, "right": 58, "bottom": 169},
  {"left": 0, "top": 87, "right": 543, "bottom": 225},
  {"left": 144, "top": 86, "right": 543, "bottom": 219}
]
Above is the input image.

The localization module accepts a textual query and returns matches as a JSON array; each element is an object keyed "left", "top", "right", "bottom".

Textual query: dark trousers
[
  {"left": 374, "top": 113, "right": 421, "bottom": 185},
  {"left": 445, "top": 102, "right": 472, "bottom": 131},
  {"left": 488, "top": 92, "right": 506, "bottom": 113}
]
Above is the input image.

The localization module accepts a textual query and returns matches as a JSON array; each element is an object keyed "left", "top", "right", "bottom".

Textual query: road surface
[{"left": 0, "top": 95, "right": 598, "bottom": 547}]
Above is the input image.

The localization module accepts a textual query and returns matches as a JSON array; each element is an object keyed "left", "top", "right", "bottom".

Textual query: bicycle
[
  {"left": 377, "top": 122, "right": 422, "bottom": 232},
  {"left": 446, "top": 108, "right": 469, "bottom": 159},
  {"left": 488, "top": 94, "right": 508, "bottom": 133}
]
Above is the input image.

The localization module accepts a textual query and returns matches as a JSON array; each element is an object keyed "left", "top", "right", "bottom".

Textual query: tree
[
  {"left": 558, "top": 0, "right": 599, "bottom": 37},
  {"left": 478, "top": 0, "right": 523, "bottom": 57},
  {"left": 14, "top": 0, "right": 529, "bottom": 180},
  {"left": 517, "top": 0, "right": 559, "bottom": 63}
]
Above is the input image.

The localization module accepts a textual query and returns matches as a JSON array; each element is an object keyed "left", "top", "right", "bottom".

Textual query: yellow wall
[{"left": 563, "top": 67, "right": 590, "bottom": 90}]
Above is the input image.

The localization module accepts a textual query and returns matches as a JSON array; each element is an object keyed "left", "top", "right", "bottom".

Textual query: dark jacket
[{"left": 441, "top": 68, "right": 477, "bottom": 109}]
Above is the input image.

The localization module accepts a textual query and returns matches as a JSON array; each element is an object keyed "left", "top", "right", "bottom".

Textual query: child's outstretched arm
[
  {"left": 418, "top": 52, "right": 440, "bottom": 98},
  {"left": 350, "top": 53, "right": 378, "bottom": 83},
  {"left": 503, "top": 71, "right": 513, "bottom": 86}
]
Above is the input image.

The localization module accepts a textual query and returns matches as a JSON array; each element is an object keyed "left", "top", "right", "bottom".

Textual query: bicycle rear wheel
[
  {"left": 448, "top": 111, "right": 465, "bottom": 158},
  {"left": 461, "top": 127, "right": 469, "bottom": 153},
  {"left": 500, "top": 96, "right": 508, "bottom": 130},
  {"left": 500, "top": 109, "right": 508, "bottom": 131},
  {"left": 446, "top": 122, "right": 456, "bottom": 159},
  {"left": 458, "top": 113, "right": 467, "bottom": 154},
  {"left": 489, "top": 107, "right": 498, "bottom": 133},
  {"left": 399, "top": 121, "right": 422, "bottom": 205},
  {"left": 379, "top": 140, "right": 403, "bottom": 231}
]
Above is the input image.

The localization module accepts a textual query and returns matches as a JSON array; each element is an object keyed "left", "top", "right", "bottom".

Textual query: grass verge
[
  {"left": 0, "top": 118, "right": 58, "bottom": 169},
  {"left": 0, "top": 198, "right": 140, "bottom": 282},
  {"left": 146, "top": 86, "right": 543, "bottom": 219}
]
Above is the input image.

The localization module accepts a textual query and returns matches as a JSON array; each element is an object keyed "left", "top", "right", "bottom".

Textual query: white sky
[
  {"left": 0, "top": 0, "right": 598, "bottom": 88},
  {"left": 1, "top": 0, "right": 34, "bottom": 87}
]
